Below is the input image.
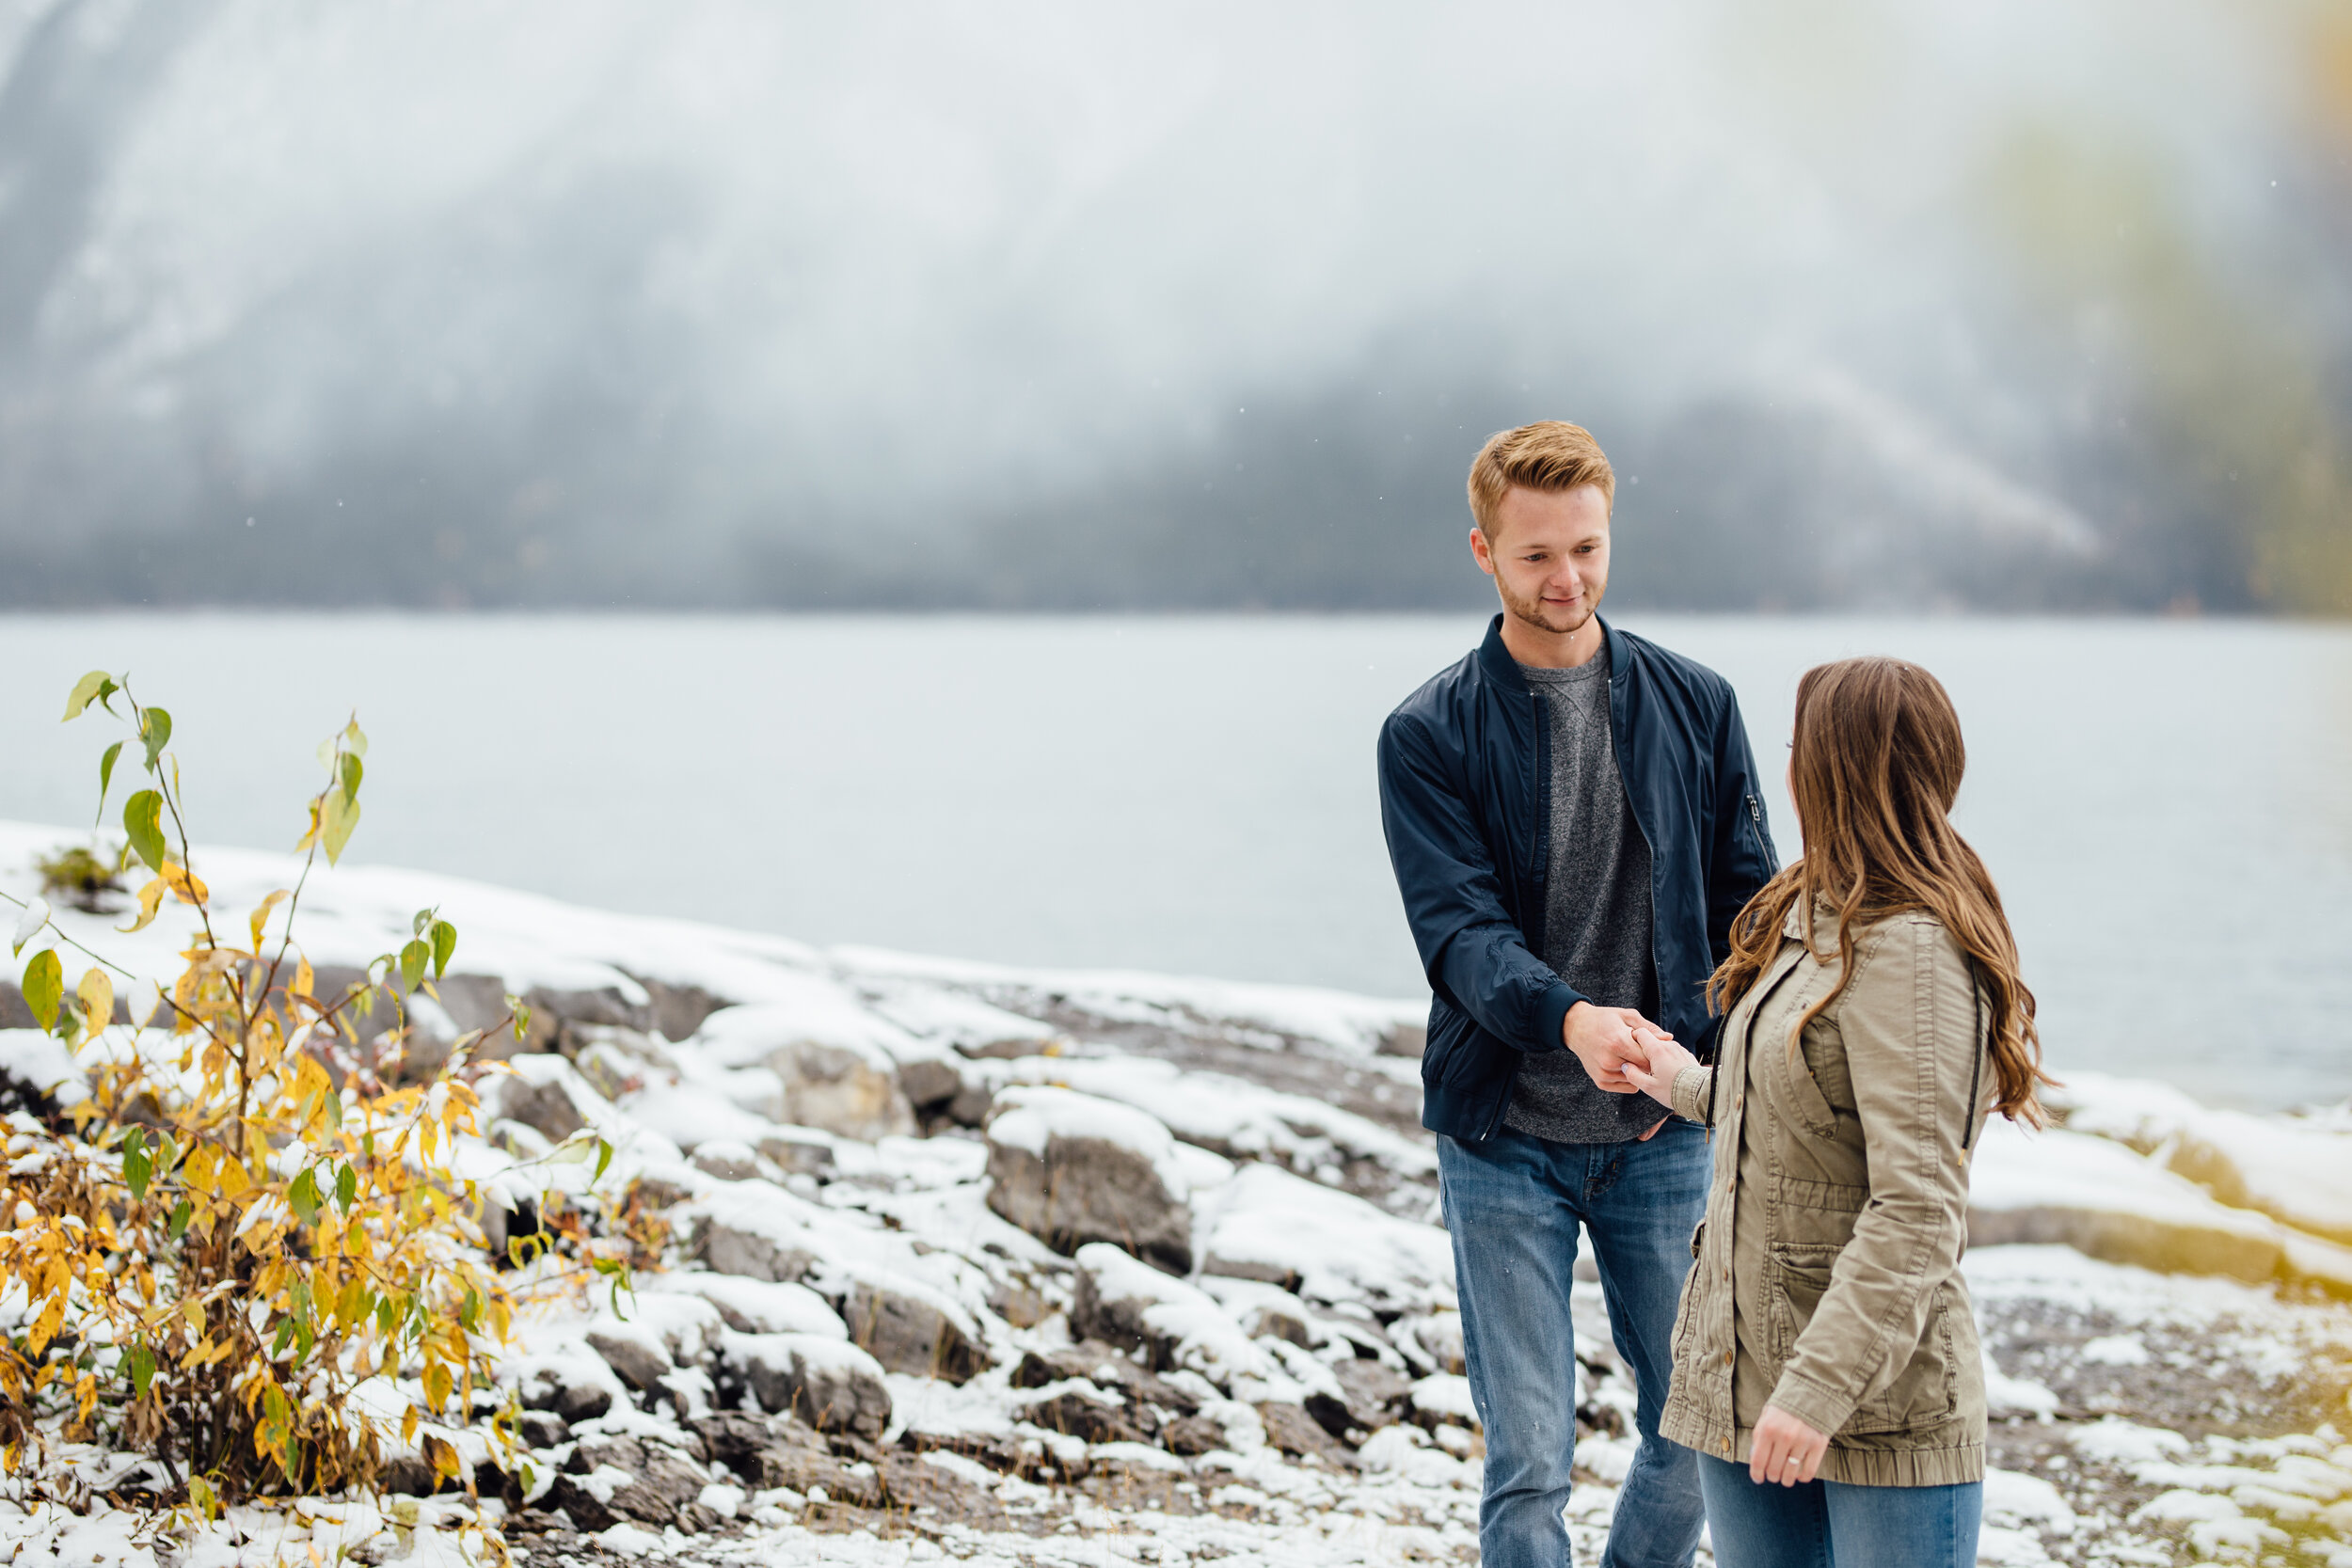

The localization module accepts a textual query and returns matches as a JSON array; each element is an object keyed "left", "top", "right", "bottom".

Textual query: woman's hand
[
  {"left": 1750, "top": 1404, "right": 1830, "bottom": 1485},
  {"left": 1618, "top": 1028, "right": 1697, "bottom": 1109}
]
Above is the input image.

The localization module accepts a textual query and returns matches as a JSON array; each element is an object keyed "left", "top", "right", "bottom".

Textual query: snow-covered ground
[{"left": 3, "top": 821, "right": 2350, "bottom": 1568}]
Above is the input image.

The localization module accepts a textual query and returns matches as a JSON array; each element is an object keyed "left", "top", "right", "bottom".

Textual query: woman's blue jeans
[
  {"left": 1438, "top": 1121, "right": 1711, "bottom": 1568},
  {"left": 1696, "top": 1454, "right": 1983, "bottom": 1568}
]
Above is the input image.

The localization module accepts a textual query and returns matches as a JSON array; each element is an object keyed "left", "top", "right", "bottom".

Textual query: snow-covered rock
[
  {"left": 1200, "top": 1161, "right": 1456, "bottom": 1315},
  {"left": 1069, "top": 1243, "right": 1284, "bottom": 1396},
  {"left": 984, "top": 1085, "right": 1195, "bottom": 1273},
  {"left": 2159, "top": 1110, "right": 2352, "bottom": 1248},
  {"left": 1969, "top": 1121, "right": 2286, "bottom": 1283},
  {"left": 643, "top": 1274, "right": 847, "bottom": 1338},
  {"left": 722, "top": 1330, "right": 891, "bottom": 1438},
  {"left": 692, "top": 986, "right": 918, "bottom": 1140}
]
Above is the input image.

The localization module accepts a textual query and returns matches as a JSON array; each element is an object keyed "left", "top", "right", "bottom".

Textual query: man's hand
[
  {"left": 1563, "top": 1002, "right": 1671, "bottom": 1094},
  {"left": 1621, "top": 1028, "right": 1699, "bottom": 1109},
  {"left": 1750, "top": 1404, "right": 1830, "bottom": 1486}
]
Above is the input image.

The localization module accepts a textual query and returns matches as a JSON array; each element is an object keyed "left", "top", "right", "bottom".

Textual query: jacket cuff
[
  {"left": 1765, "top": 1370, "right": 1857, "bottom": 1439},
  {"left": 1534, "top": 982, "right": 1583, "bottom": 1054},
  {"left": 1669, "top": 1065, "right": 1714, "bottom": 1125}
]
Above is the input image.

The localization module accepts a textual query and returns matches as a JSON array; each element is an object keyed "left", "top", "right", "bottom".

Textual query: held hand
[
  {"left": 1749, "top": 1405, "right": 1830, "bottom": 1486},
  {"left": 1563, "top": 1002, "right": 1672, "bottom": 1094},
  {"left": 1619, "top": 1028, "right": 1698, "bottom": 1108}
]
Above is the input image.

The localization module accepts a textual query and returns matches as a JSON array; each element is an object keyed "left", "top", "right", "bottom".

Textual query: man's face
[{"left": 1470, "top": 484, "right": 1612, "bottom": 636}]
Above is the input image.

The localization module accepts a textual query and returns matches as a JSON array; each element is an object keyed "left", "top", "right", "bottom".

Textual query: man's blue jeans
[
  {"left": 1438, "top": 1120, "right": 1711, "bottom": 1568},
  {"left": 1695, "top": 1455, "right": 1983, "bottom": 1567}
]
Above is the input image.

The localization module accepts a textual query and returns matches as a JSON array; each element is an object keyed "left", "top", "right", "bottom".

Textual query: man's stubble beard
[{"left": 1499, "top": 576, "right": 1604, "bottom": 638}]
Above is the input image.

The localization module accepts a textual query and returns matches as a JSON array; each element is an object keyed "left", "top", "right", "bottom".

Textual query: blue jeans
[
  {"left": 1438, "top": 1121, "right": 1710, "bottom": 1568},
  {"left": 1696, "top": 1455, "right": 1982, "bottom": 1568}
]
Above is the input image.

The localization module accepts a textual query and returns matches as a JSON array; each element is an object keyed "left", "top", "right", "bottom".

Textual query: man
[{"left": 1377, "top": 421, "right": 1779, "bottom": 1568}]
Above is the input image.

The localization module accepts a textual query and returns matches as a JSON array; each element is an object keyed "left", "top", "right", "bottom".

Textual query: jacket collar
[{"left": 1474, "top": 611, "right": 1625, "bottom": 694}]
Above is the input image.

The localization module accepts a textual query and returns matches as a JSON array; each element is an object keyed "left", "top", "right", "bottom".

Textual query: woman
[{"left": 1623, "top": 657, "right": 2050, "bottom": 1568}]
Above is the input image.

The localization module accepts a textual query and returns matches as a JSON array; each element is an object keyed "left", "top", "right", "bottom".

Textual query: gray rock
[
  {"left": 1160, "top": 1414, "right": 1226, "bottom": 1456},
  {"left": 552, "top": 1436, "right": 717, "bottom": 1531},
  {"left": 755, "top": 1130, "right": 835, "bottom": 1176},
  {"left": 516, "top": 1410, "right": 570, "bottom": 1449},
  {"left": 1377, "top": 1023, "right": 1427, "bottom": 1058},
  {"left": 1018, "top": 1389, "right": 1152, "bottom": 1445},
  {"left": 1331, "top": 1358, "right": 1413, "bottom": 1431},
  {"left": 693, "top": 1218, "right": 816, "bottom": 1284},
  {"left": 499, "top": 1075, "right": 586, "bottom": 1144},
  {"left": 689, "top": 1411, "right": 886, "bottom": 1508},
  {"left": 724, "top": 1332, "right": 892, "bottom": 1440},
  {"left": 1009, "top": 1341, "right": 1198, "bottom": 1416},
  {"left": 586, "top": 1329, "right": 672, "bottom": 1393},
  {"left": 897, "top": 1056, "right": 966, "bottom": 1115},
  {"left": 842, "top": 1281, "right": 986, "bottom": 1384},
  {"left": 1257, "top": 1401, "right": 1357, "bottom": 1467},
  {"left": 628, "top": 974, "right": 729, "bottom": 1042},
  {"left": 691, "top": 1140, "right": 762, "bottom": 1181},
  {"left": 984, "top": 1090, "right": 1192, "bottom": 1274},
  {"left": 520, "top": 1368, "right": 612, "bottom": 1425}
]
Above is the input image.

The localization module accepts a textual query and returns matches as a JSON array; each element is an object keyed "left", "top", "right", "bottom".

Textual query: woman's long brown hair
[{"left": 1708, "top": 657, "right": 2053, "bottom": 1124}]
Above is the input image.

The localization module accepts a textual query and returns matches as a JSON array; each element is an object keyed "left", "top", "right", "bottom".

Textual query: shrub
[
  {"left": 0, "top": 672, "right": 596, "bottom": 1524},
  {"left": 30, "top": 845, "right": 125, "bottom": 915}
]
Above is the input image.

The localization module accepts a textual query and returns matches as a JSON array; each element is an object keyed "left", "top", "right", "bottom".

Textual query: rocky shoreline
[{"left": 2, "top": 823, "right": 2349, "bottom": 1567}]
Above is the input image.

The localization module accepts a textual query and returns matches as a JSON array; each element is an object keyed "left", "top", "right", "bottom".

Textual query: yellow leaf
[
  {"left": 293, "top": 954, "right": 314, "bottom": 1002},
  {"left": 75, "top": 970, "right": 113, "bottom": 1035},
  {"left": 247, "top": 890, "right": 291, "bottom": 954},
  {"left": 118, "top": 879, "right": 167, "bottom": 935},
  {"left": 215, "top": 1157, "right": 250, "bottom": 1198},
  {"left": 182, "top": 1146, "right": 217, "bottom": 1195},
  {"left": 160, "top": 861, "right": 208, "bottom": 907},
  {"left": 422, "top": 1362, "right": 453, "bottom": 1411},
  {"left": 182, "top": 1298, "right": 205, "bottom": 1334},
  {"left": 401, "top": 1406, "right": 420, "bottom": 1445}
]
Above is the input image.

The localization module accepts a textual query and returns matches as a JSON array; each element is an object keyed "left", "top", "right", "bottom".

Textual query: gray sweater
[{"left": 1502, "top": 649, "right": 1664, "bottom": 1144}]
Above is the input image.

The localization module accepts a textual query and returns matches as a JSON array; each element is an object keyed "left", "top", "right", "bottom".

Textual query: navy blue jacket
[{"left": 1377, "top": 614, "right": 1780, "bottom": 1142}]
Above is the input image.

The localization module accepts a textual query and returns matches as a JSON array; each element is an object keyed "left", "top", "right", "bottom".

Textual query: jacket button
[{"left": 1724, "top": 1351, "right": 1734, "bottom": 1367}]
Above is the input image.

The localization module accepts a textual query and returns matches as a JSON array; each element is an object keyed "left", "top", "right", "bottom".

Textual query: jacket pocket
[
  {"left": 1767, "top": 1243, "right": 1960, "bottom": 1436},
  {"left": 1847, "top": 1304, "right": 1961, "bottom": 1435}
]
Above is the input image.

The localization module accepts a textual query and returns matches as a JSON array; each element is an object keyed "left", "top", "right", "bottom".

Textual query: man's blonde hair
[{"left": 1467, "top": 421, "right": 1615, "bottom": 537}]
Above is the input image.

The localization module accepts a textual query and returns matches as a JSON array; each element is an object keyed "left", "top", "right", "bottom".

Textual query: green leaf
[
  {"left": 96, "top": 742, "right": 123, "bottom": 824},
  {"left": 412, "top": 908, "right": 432, "bottom": 939},
  {"left": 341, "top": 752, "right": 363, "bottom": 800},
  {"left": 288, "top": 1167, "right": 320, "bottom": 1227},
  {"left": 398, "top": 939, "right": 427, "bottom": 995},
  {"left": 123, "top": 790, "right": 167, "bottom": 873},
  {"left": 153, "top": 1132, "right": 176, "bottom": 1178},
  {"left": 167, "top": 1198, "right": 191, "bottom": 1239},
  {"left": 22, "top": 950, "right": 61, "bottom": 1031},
  {"left": 273, "top": 1317, "right": 295, "bottom": 1357},
  {"left": 122, "top": 1128, "right": 151, "bottom": 1202},
  {"left": 320, "top": 787, "right": 360, "bottom": 864},
  {"left": 63, "top": 671, "right": 116, "bottom": 721},
  {"left": 594, "top": 1137, "right": 614, "bottom": 1185},
  {"left": 343, "top": 718, "right": 368, "bottom": 758},
  {"left": 126, "top": 1342, "right": 155, "bottom": 1399},
  {"left": 336, "top": 1163, "right": 358, "bottom": 1212},
  {"left": 429, "top": 919, "right": 456, "bottom": 979},
  {"left": 138, "top": 707, "right": 172, "bottom": 772},
  {"left": 324, "top": 1088, "right": 343, "bottom": 1130}
]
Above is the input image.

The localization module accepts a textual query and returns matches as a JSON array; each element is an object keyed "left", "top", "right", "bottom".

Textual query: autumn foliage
[{"left": 0, "top": 673, "right": 558, "bottom": 1513}]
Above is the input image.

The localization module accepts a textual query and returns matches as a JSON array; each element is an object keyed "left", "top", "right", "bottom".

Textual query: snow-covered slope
[{"left": 2, "top": 820, "right": 2349, "bottom": 1568}]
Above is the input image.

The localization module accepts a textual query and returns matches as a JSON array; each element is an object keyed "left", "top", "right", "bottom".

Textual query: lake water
[{"left": 1, "top": 612, "right": 2346, "bottom": 1109}]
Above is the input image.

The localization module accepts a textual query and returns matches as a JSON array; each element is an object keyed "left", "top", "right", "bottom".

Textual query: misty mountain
[{"left": 0, "top": 1, "right": 2344, "bottom": 615}]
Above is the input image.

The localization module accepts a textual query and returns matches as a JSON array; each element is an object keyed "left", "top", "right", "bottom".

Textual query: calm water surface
[{"left": 1, "top": 613, "right": 2345, "bottom": 1109}]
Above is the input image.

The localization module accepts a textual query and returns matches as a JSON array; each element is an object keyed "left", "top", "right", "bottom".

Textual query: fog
[{"left": 0, "top": 0, "right": 2345, "bottom": 612}]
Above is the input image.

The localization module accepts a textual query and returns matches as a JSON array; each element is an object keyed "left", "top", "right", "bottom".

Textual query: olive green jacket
[{"left": 1660, "top": 900, "right": 1990, "bottom": 1486}]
